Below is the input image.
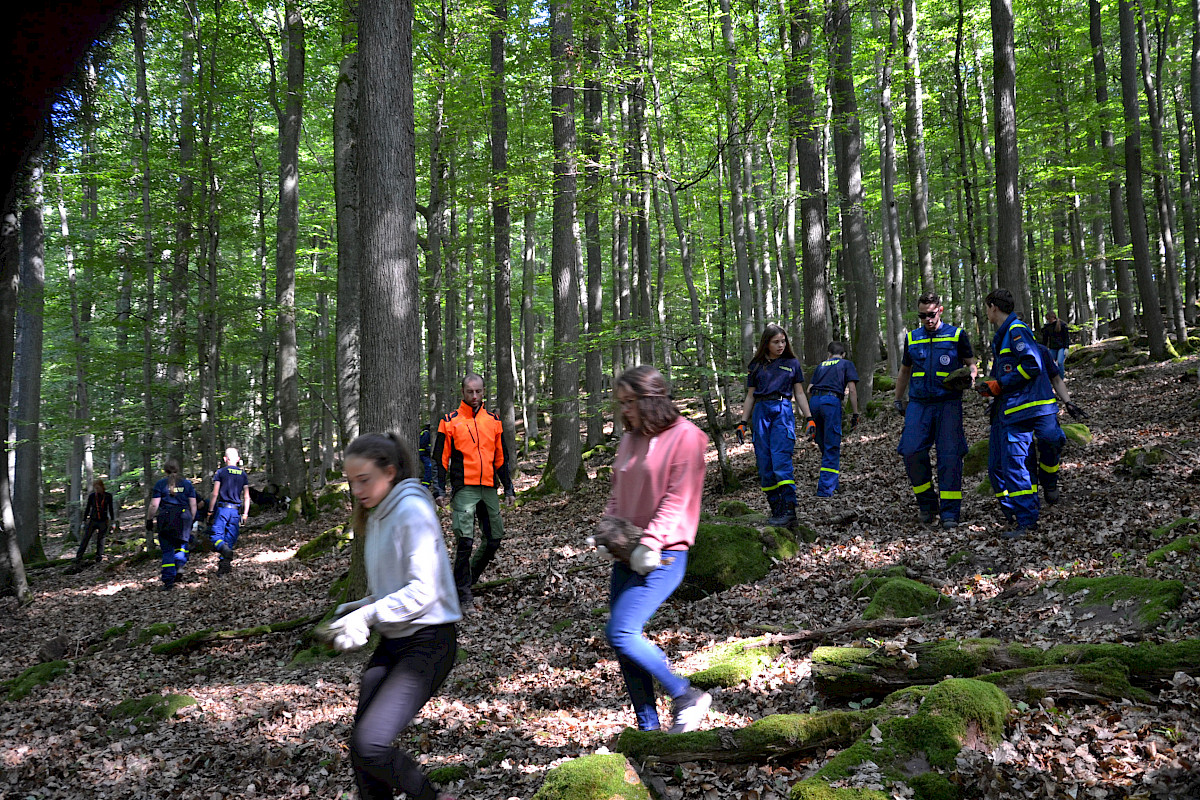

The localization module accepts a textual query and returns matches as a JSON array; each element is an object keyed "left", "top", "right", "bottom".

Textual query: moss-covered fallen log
[
  {"left": 531, "top": 753, "right": 650, "bottom": 800},
  {"left": 750, "top": 616, "right": 926, "bottom": 645},
  {"left": 814, "top": 637, "right": 1200, "bottom": 699},
  {"left": 792, "top": 679, "right": 1010, "bottom": 800},
  {"left": 617, "top": 711, "right": 872, "bottom": 763},
  {"left": 473, "top": 562, "right": 608, "bottom": 595},
  {"left": 151, "top": 614, "right": 322, "bottom": 656}
]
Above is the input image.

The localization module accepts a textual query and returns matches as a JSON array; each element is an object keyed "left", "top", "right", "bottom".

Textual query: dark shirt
[
  {"left": 808, "top": 356, "right": 859, "bottom": 395},
  {"left": 213, "top": 465, "right": 248, "bottom": 505},
  {"left": 746, "top": 357, "right": 804, "bottom": 397},
  {"left": 85, "top": 491, "right": 115, "bottom": 523},
  {"left": 1040, "top": 320, "right": 1070, "bottom": 350},
  {"left": 153, "top": 477, "right": 196, "bottom": 507}
]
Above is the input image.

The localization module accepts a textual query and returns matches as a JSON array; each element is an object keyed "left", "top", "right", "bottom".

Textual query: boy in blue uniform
[
  {"left": 977, "top": 289, "right": 1065, "bottom": 539},
  {"left": 807, "top": 342, "right": 860, "bottom": 496},
  {"left": 893, "top": 292, "right": 977, "bottom": 528},
  {"left": 207, "top": 447, "right": 250, "bottom": 575},
  {"left": 739, "top": 324, "right": 813, "bottom": 528}
]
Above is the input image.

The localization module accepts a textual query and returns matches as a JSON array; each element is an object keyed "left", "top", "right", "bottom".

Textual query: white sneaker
[{"left": 667, "top": 688, "right": 712, "bottom": 734}]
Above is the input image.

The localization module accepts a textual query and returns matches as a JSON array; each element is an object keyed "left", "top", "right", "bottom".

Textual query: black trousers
[
  {"left": 76, "top": 518, "right": 109, "bottom": 562},
  {"left": 351, "top": 623, "right": 457, "bottom": 800}
]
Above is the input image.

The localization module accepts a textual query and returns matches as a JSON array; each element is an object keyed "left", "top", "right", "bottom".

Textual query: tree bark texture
[
  {"left": 334, "top": 0, "right": 360, "bottom": 445},
  {"left": 491, "top": 0, "right": 518, "bottom": 473},
  {"left": 991, "top": 0, "right": 1029, "bottom": 316},
  {"left": 14, "top": 154, "right": 43, "bottom": 557}
]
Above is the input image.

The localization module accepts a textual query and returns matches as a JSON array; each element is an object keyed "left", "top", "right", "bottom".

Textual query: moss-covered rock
[
  {"left": 427, "top": 764, "right": 470, "bottom": 785},
  {"left": 1056, "top": 576, "right": 1184, "bottom": 626},
  {"left": 863, "top": 578, "right": 953, "bottom": 620},
  {"left": 681, "top": 522, "right": 797, "bottom": 599},
  {"left": 107, "top": 693, "right": 198, "bottom": 731},
  {"left": 794, "top": 679, "right": 1009, "bottom": 800},
  {"left": 975, "top": 476, "right": 992, "bottom": 496},
  {"left": 874, "top": 375, "right": 896, "bottom": 393},
  {"left": 101, "top": 621, "right": 135, "bottom": 641},
  {"left": 717, "top": 499, "right": 753, "bottom": 518},
  {"left": 295, "top": 523, "right": 351, "bottom": 560},
  {"left": 963, "top": 439, "right": 989, "bottom": 477},
  {"left": 1150, "top": 517, "right": 1199, "bottom": 539},
  {"left": 688, "top": 637, "right": 782, "bottom": 688},
  {"left": 1094, "top": 366, "right": 1117, "bottom": 379},
  {"left": 135, "top": 622, "right": 176, "bottom": 645},
  {"left": 1147, "top": 534, "right": 1200, "bottom": 567},
  {"left": 316, "top": 490, "right": 350, "bottom": 512},
  {"left": 1121, "top": 446, "right": 1165, "bottom": 468},
  {"left": 1061, "top": 423, "right": 1092, "bottom": 446},
  {"left": 850, "top": 566, "right": 908, "bottom": 599},
  {"left": 531, "top": 753, "right": 651, "bottom": 800},
  {"left": 850, "top": 568, "right": 952, "bottom": 620},
  {"left": 4, "top": 660, "right": 70, "bottom": 701}
]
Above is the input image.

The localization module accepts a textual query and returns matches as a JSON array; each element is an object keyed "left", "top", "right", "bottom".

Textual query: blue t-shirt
[
  {"left": 213, "top": 465, "right": 248, "bottom": 505},
  {"left": 808, "top": 356, "right": 859, "bottom": 394},
  {"left": 747, "top": 357, "right": 804, "bottom": 397},
  {"left": 153, "top": 477, "right": 196, "bottom": 507}
]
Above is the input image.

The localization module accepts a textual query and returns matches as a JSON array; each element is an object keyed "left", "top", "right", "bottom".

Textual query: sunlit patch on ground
[{"left": 252, "top": 549, "right": 298, "bottom": 563}]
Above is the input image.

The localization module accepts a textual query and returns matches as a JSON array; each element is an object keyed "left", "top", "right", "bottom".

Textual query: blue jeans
[
  {"left": 1051, "top": 347, "right": 1067, "bottom": 374},
  {"left": 606, "top": 553, "right": 691, "bottom": 731}
]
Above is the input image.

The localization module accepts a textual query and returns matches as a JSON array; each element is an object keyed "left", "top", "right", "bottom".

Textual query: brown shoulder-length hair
[
  {"left": 615, "top": 365, "right": 680, "bottom": 436},
  {"left": 344, "top": 432, "right": 419, "bottom": 534},
  {"left": 748, "top": 323, "right": 797, "bottom": 368}
]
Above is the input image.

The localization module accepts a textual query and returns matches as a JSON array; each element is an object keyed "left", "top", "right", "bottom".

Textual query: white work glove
[
  {"left": 326, "top": 605, "right": 374, "bottom": 652},
  {"left": 585, "top": 536, "right": 615, "bottom": 562},
  {"left": 629, "top": 545, "right": 660, "bottom": 576},
  {"left": 334, "top": 596, "right": 373, "bottom": 618}
]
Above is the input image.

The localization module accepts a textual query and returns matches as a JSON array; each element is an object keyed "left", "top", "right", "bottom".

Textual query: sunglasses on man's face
[{"left": 917, "top": 311, "right": 940, "bottom": 320}]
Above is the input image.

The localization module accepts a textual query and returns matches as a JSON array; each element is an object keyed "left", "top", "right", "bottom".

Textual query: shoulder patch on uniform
[{"left": 1015, "top": 340, "right": 1026, "bottom": 352}]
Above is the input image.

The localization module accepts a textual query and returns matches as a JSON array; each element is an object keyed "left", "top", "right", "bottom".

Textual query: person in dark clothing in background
[
  {"left": 1039, "top": 311, "right": 1071, "bottom": 375},
  {"left": 76, "top": 478, "right": 115, "bottom": 564}
]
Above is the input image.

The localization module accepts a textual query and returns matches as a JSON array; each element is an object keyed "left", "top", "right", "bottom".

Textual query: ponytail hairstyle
[
  {"left": 163, "top": 459, "right": 181, "bottom": 489},
  {"left": 344, "top": 432, "right": 419, "bottom": 533},
  {"left": 749, "top": 323, "right": 798, "bottom": 368}
]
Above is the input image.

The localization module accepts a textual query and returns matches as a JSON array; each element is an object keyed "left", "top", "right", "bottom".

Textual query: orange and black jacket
[{"left": 433, "top": 402, "right": 515, "bottom": 497}]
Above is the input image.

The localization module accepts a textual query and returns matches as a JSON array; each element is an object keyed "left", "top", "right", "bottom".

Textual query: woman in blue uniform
[
  {"left": 145, "top": 459, "right": 197, "bottom": 590},
  {"left": 737, "top": 324, "right": 812, "bottom": 528}
]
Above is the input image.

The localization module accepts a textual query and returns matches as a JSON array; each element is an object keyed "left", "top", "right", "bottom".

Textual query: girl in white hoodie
[{"left": 327, "top": 432, "right": 462, "bottom": 800}]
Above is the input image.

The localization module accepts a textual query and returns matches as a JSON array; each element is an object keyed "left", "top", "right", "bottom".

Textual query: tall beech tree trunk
[
  {"left": 902, "top": 0, "right": 933, "bottom": 293},
  {"left": 1176, "top": 85, "right": 1199, "bottom": 326},
  {"left": 1092, "top": 0, "right": 1137, "bottom": 333},
  {"left": 167, "top": 15, "right": 195, "bottom": 464},
  {"left": 491, "top": 0, "right": 518, "bottom": 472},
  {"left": 357, "top": 0, "right": 421, "bottom": 442},
  {"left": 135, "top": 0, "right": 156, "bottom": 518},
  {"left": 14, "top": 154, "right": 43, "bottom": 557},
  {"left": 955, "top": 1, "right": 988, "bottom": 362},
  {"left": 1118, "top": 0, "right": 1166, "bottom": 358},
  {"left": 791, "top": 0, "right": 831, "bottom": 368},
  {"left": 1137, "top": 5, "right": 1188, "bottom": 346},
  {"left": 879, "top": 5, "right": 904, "bottom": 375},
  {"left": 720, "top": 0, "right": 754, "bottom": 364},
  {"left": 831, "top": 0, "right": 878, "bottom": 406},
  {"left": 0, "top": 205, "right": 30, "bottom": 601},
  {"left": 991, "top": 0, "right": 1028, "bottom": 316},
  {"left": 521, "top": 206, "right": 539, "bottom": 448},
  {"left": 275, "top": 0, "right": 310, "bottom": 513},
  {"left": 582, "top": 6, "right": 604, "bottom": 447},
  {"left": 427, "top": 2, "right": 448, "bottom": 429},
  {"left": 546, "top": 0, "right": 582, "bottom": 491},
  {"left": 334, "top": 0, "right": 360, "bottom": 445}
]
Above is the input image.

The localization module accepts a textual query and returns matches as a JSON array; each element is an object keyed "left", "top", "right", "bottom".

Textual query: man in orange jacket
[{"left": 434, "top": 373, "right": 515, "bottom": 607}]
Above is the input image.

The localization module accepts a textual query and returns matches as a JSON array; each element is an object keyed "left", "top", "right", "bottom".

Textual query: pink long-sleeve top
[{"left": 603, "top": 416, "right": 708, "bottom": 551}]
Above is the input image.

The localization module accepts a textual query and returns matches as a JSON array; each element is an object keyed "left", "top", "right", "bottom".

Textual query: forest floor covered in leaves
[{"left": 3, "top": 349, "right": 1200, "bottom": 800}]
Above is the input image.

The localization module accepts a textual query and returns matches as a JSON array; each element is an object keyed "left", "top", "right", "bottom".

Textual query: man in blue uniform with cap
[
  {"left": 977, "top": 289, "right": 1065, "bottom": 539},
  {"left": 893, "top": 291, "right": 978, "bottom": 529},
  {"left": 207, "top": 447, "right": 250, "bottom": 575}
]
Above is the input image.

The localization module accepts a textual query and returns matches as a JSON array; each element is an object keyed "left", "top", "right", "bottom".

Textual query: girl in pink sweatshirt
[{"left": 603, "top": 365, "right": 712, "bottom": 733}]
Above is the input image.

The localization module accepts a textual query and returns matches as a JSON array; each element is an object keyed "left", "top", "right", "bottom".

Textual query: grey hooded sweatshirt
[{"left": 358, "top": 478, "right": 461, "bottom": 638}]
